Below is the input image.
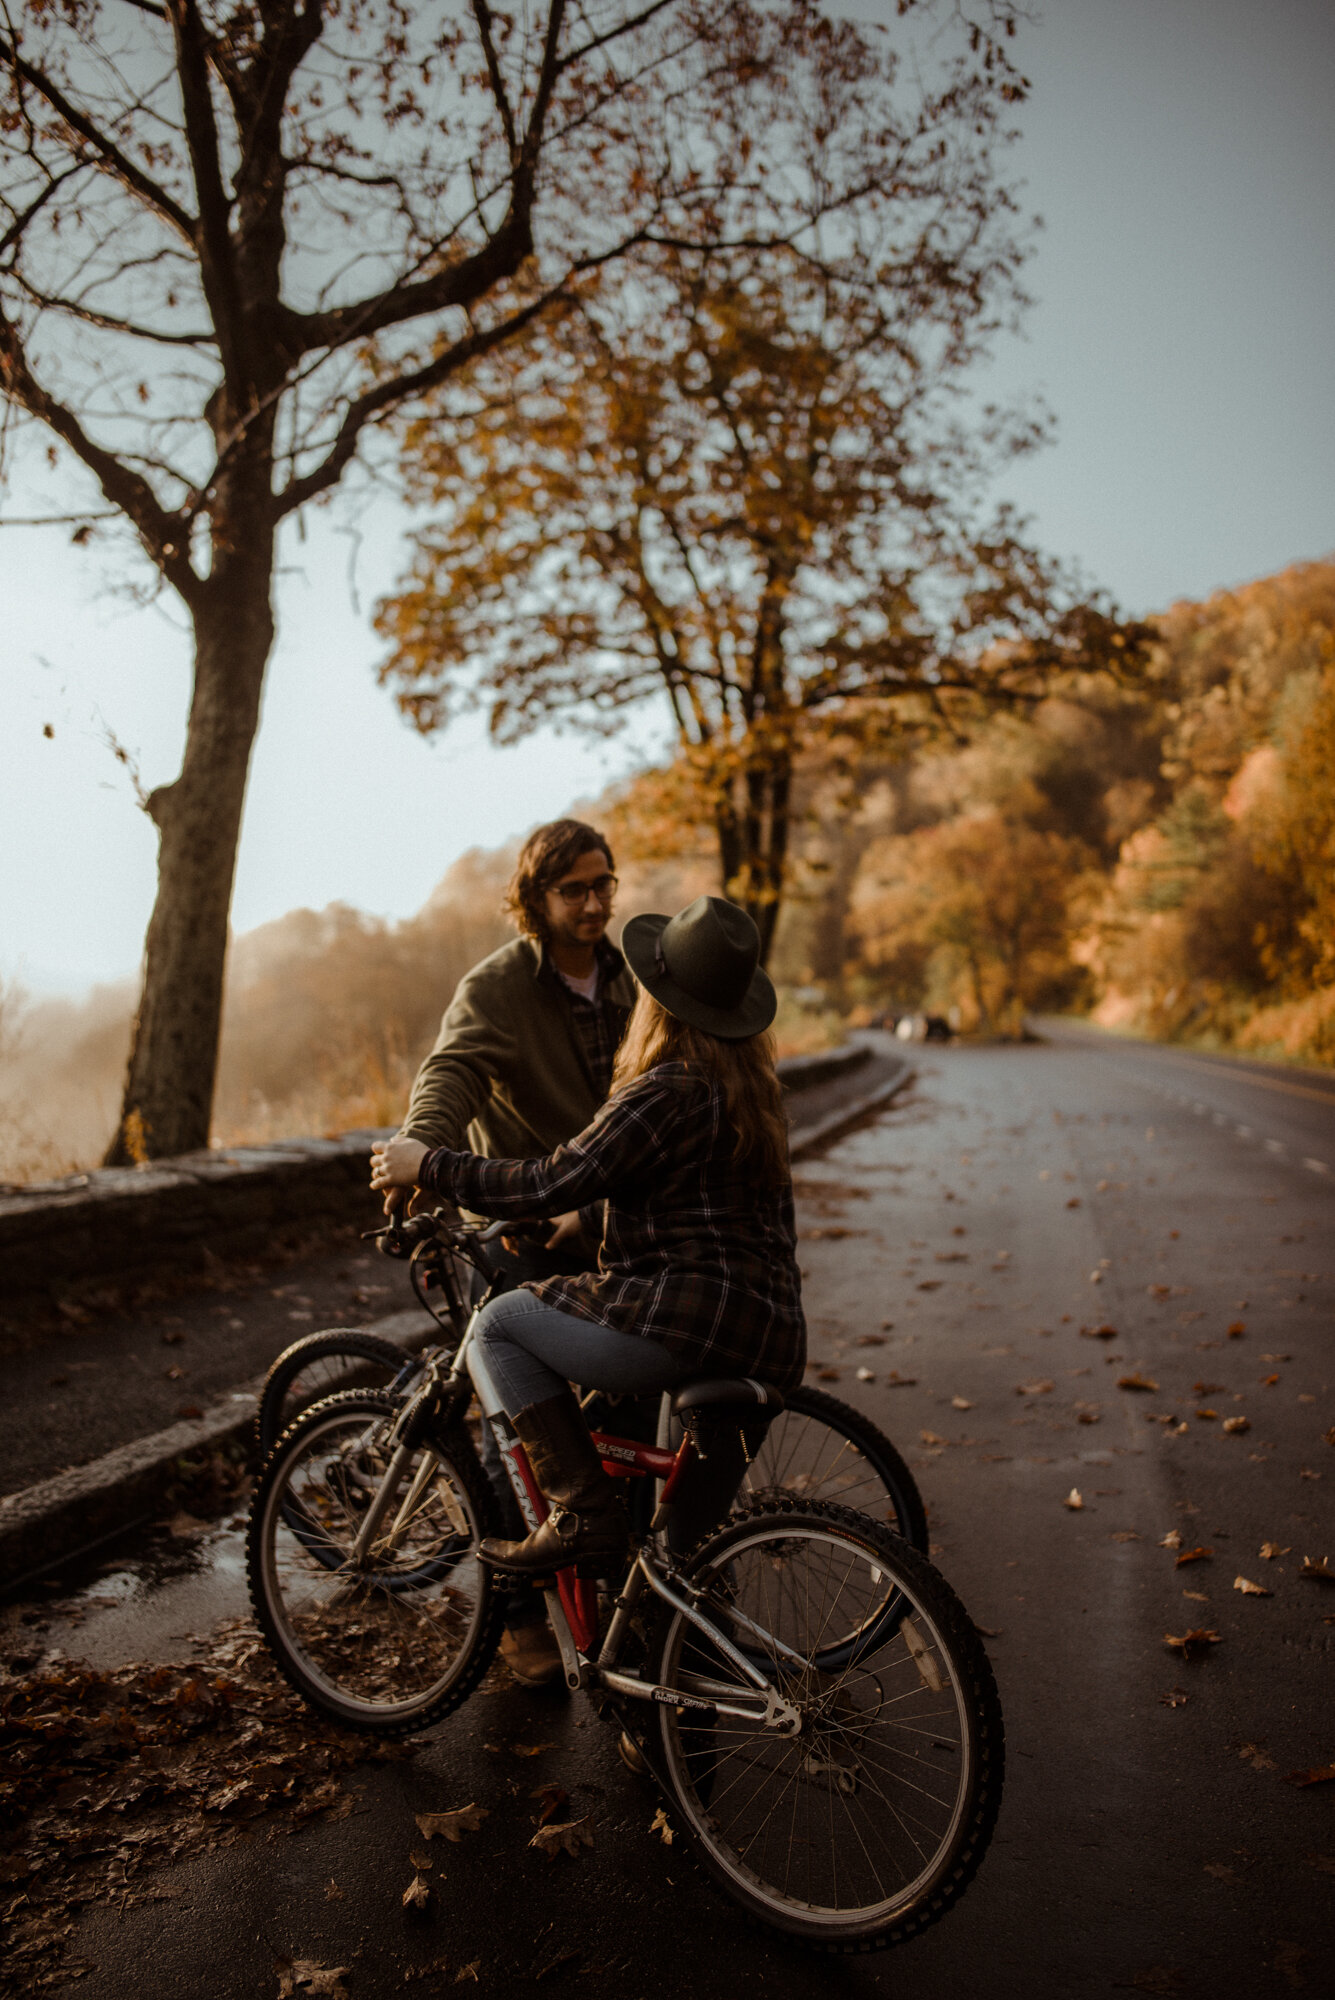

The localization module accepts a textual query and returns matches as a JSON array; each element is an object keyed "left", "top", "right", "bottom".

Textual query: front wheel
[
  {"left": 648, "top": 1497, "right": 1003, "bottom": 1952},
  {"left": 247, "top": 1390, "right": 503, "bottom": 1733}
]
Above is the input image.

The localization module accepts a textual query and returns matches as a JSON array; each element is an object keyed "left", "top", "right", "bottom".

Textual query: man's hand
[
  {"left": 546, "top": 1210, "right": 584, "bottom": 1251},
  {"left": 370, "top": 1136, "right": 429, "bottom": 1203}
]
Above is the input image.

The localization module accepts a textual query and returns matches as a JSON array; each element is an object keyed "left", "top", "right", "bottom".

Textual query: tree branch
[
  {"left": 0, "top": 36, "right": 197, "bottom": 243},
  {"left": 470, "top": 0, "right": 518, "bottom": 158},
  {"left": 274, "top": 289, "right": 562, "bottom": 517},
  {"left": 0, "top": 297, "right": 199, "bottom": 602}
]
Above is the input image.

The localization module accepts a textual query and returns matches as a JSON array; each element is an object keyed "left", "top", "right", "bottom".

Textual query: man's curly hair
[{"left": 504, "top": 819, "right": 615, "bottom": 941}]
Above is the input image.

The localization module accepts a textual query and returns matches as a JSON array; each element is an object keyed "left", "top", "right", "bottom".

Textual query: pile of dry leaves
[{"left": 0, "top": 1625, "right": 410, "bottom": 1995}]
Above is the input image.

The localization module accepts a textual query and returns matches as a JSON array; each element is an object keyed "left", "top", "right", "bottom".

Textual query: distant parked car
[{"left": 894, "top": 1013, "right": 954, "bottom": 1043}]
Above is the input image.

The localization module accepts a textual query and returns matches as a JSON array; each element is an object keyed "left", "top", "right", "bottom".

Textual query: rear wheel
[
  {"left": 247, "top": 1390, "right": 503, "bottom": 1733},
  {"left": 738, "top": 1384, "right": 929, "bottom": 1552},
  {"left": 257, "top": 1329, "right": 425, "bottom": 1459},
  {"left": 648, "top": 1497, "right": 1002, "bottom": 1952}
]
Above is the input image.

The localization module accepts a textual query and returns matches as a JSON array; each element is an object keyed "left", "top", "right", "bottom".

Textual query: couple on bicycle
[{"left": 370, "top": 818, "right": 806, "bottom": 1684}]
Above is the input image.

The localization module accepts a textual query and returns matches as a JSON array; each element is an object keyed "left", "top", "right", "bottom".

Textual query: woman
[{"left": 370, "top": 894, "right": 806, "bottom": 1578}]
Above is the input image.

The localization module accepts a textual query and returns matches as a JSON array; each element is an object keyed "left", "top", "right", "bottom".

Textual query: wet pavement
[{"left": 3, "top": 1034, "right": 1333, "bottom": 1998}]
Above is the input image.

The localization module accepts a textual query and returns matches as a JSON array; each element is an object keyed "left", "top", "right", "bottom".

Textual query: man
[{"left": 384, "top": 818, "right": 635, "bottom": 1684}]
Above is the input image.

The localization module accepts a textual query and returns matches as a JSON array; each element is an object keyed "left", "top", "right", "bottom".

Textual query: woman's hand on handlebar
[{"left": 370, "top": 1136, "right": 429, "bottom": 1208}]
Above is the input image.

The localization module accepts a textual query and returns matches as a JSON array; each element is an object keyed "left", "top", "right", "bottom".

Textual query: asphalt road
[{"left": 7, "top": 1031, "right": 1334, "bottom": 1999}]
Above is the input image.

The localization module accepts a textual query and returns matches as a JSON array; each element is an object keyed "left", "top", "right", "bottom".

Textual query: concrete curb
[
  {"left": 789, "top": 1059, "right": 915, "bottom": 1160},
  {"left": 2, "top": 1058, "right": 915, "bottom": 1586},
  {"left": 0, "top": 1309, "right": 430, "bottom": 1588}
]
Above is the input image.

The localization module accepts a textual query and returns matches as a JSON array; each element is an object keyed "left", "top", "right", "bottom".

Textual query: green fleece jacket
[{"left": 397, "top": 935, "right": 636, "bottom": 1158}]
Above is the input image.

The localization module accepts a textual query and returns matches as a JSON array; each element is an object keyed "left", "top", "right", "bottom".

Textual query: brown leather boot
[{"left": 480, "top": 1391, "right": 629, "bottom": 1580}]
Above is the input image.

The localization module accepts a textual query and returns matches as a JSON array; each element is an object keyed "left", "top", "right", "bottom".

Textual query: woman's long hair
[{"left": 611, "top": 988, "right": 789, "bottom": 1183}]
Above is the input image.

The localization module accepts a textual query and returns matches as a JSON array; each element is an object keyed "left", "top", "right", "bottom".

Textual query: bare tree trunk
[
  {"left": 710, "top": 739, "right": 793, "bottom": 966},
  {"left": 104, "top": 536, "right": 274, "bottom": 1163}
]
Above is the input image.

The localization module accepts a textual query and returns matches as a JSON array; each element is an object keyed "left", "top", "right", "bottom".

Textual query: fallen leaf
[
  {"left": 1237, "top": 1742, "right": 1276, "bottom": 1770},
  {"left": 815, "top": 1367, "right": 842, "bottom": 1382},
  {"left": 1118, "top": 1373, "right": 1159, "bottom": 1392},
  {"left": 1160, "top": 1687, "right": 1189, "bottom": 1708},
  {"left": 1227, "top": 1321, "right": 1246, "bottom": 1336},
  {"left": 1234, "top": 1576, "right": 1272, "bottom": 1597},
  {"left": 408, "top": 1851, "right": 433, "bottom": 1871},
  {"left": 1164, "top": 1628, "right": 1222, "bottom": 1657},
  {"left": 856, "top": 1366, "right": 875, "bottom": 1383},
  {"left": 1065, "top": 1197, "right": 1081, "bottom": 1208},
  {"left": 1194, "top": 1380, "right": 1225, "bottom": 1395},
  {"left": 455, "top": 1965, "right": 480, "bottom": 1984},
  {"left": 528, "top": 1816, "right": 595, "bottom": 1860},
  {"left": 1259, "top": 1542, "right": 1289, "bottom": 1559},
  {"left": 1195, "top": 1408, "right": 1219, "bottom": 1421},
  {"left": 1159, "top": 1529, "right": 1184, "bottom": 1550},
  {"left": 885, "top": 1369, "right": 917, "bottom": 1386},
  {"left": 1174, "top": 1547, "right": 1213, "bottom": 1567},
  {"left": 1110, "top": 1530, "right": 1140, "bottom": 1543},
  {"left": 277, "top": 1963, "right": 351, "bottom": 1999},
  {"left": 916, "top": 1279, "right": 942, "bottom": 1291},
  {"left": 950, "top": 1395, "right": 974, "bottom": 1410},
  {"left": 1260, "top": 1373, "right": 1280, "bottom": 1387},
  {"left": 920, "top": 1429, "right": 948, "bottom": 1447},
  {"left": 402, "top": 1873, "right": 431, "bottom": 1911},
  {"left": 1081, "top": 1323, "right": 1119, "bottom": 1340},
  {"left": 856, "top": 1333, "right": 887, "bottom": 1347},
  {"left": 1016, "top": 1379, "right": 1055, "bottom": 1396},
  {"left": 324, "top": 1879, "right": 346, "bottom": 1901},
  {"left": 1325, "top": 1428, "right": 1335, "bottom": 1448},
  {"left": 1300, "top": 1556, "right": 1335, "bottom": 1582},
  {"left": 415, "top": 1804, "right": 488, "bottom": 1843},
  {"left": 1064, "top": 1488, "right": 1084, "bottom": 1510},
  {"left": 510, "top": 1742, "right": 556, "bottom": 1758},
  {"left": 530, "top": 1783, "right": 569, "bottom": 1825},
  {"left": 1222, "top": 1415, "right": 1251, "bottom": 1434},
  {"left": 650, "top": 1806, "right": 674, "bottom": 1846},
  {"left": 1182, "top": 1590, "right": 1210, "bottom": 1603},
  {"left": 1285, "top": 1765, "right": 1335, "bottom": 1787},
  {"left": 1076, "top": 1407, "right": 1102, "bottom": 1425}
]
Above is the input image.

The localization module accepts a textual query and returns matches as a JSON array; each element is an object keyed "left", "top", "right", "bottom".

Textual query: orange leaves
[
  {"left": 1174, "top": 1546, "right": 1212, "bottom": 1568},
  {"left": 414, "top": 1803, "right": 488, "bottom": 1844},
  {"left": 528, "top": 1815, "right": 594, "bottom": 1860},
  {"left": 1222, "top": 1416, "right": 1251, "bottom": 1435},
  {"left": 1117, "top": 1372, "right": 1159, "bottom": 1393},
  {"left": 1163, "top": 1629, "right": 1221, "bottom": 1658}
]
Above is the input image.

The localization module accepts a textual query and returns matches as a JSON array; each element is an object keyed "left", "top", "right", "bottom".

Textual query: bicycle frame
[{"left": 356, "top": 1215, "right": 802, "bottom": 1732}]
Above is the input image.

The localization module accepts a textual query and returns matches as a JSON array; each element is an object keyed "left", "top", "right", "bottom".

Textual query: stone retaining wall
[{"left": 0, "top": 1045, "right": 865, "bottom": 1318}]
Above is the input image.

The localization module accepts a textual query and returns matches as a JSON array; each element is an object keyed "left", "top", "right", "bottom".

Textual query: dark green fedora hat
[{"left": 621, "top": 895, "right": 777, "bottom": 1040}]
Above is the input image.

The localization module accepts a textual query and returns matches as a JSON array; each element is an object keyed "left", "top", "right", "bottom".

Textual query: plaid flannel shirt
[{"left": 420, "top": 1061, "right": 806, "bottom": 1390}]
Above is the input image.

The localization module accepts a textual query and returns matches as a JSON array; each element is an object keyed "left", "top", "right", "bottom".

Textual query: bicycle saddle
[{"left": 671, "top": 1378, "right": 786, "bottom": 1415}]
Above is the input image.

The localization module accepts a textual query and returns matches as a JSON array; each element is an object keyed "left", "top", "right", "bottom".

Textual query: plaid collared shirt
[
  {"left": 420, "top": 1061, "right": 806, "bottom": 1390},
  {"left": 541, "top": 939, "right": 627, "bottom": 1102}
]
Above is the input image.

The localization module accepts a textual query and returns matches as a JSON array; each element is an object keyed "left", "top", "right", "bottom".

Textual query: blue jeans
[{"left": 473, "top": 1286, "right": 685, "bottom": 1417}]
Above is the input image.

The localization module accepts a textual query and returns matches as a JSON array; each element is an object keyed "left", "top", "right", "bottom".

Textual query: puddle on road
[{"left": 2, "top": 1515, "right": 250, "bottom": 1673}]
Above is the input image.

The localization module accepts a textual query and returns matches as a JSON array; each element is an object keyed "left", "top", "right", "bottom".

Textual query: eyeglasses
[{"left": 553, "top": 872, "right": 618, "bottom": 907}]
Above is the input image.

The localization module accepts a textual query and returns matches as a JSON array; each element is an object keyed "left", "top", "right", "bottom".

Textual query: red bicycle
[{"left": 247, "top": 1217, "right": 1003, "bottom": 1952}]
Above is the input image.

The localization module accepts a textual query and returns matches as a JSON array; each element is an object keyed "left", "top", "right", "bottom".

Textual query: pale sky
[{"left": 3, "top": 0, "right": 1333, "bottom": 997}]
